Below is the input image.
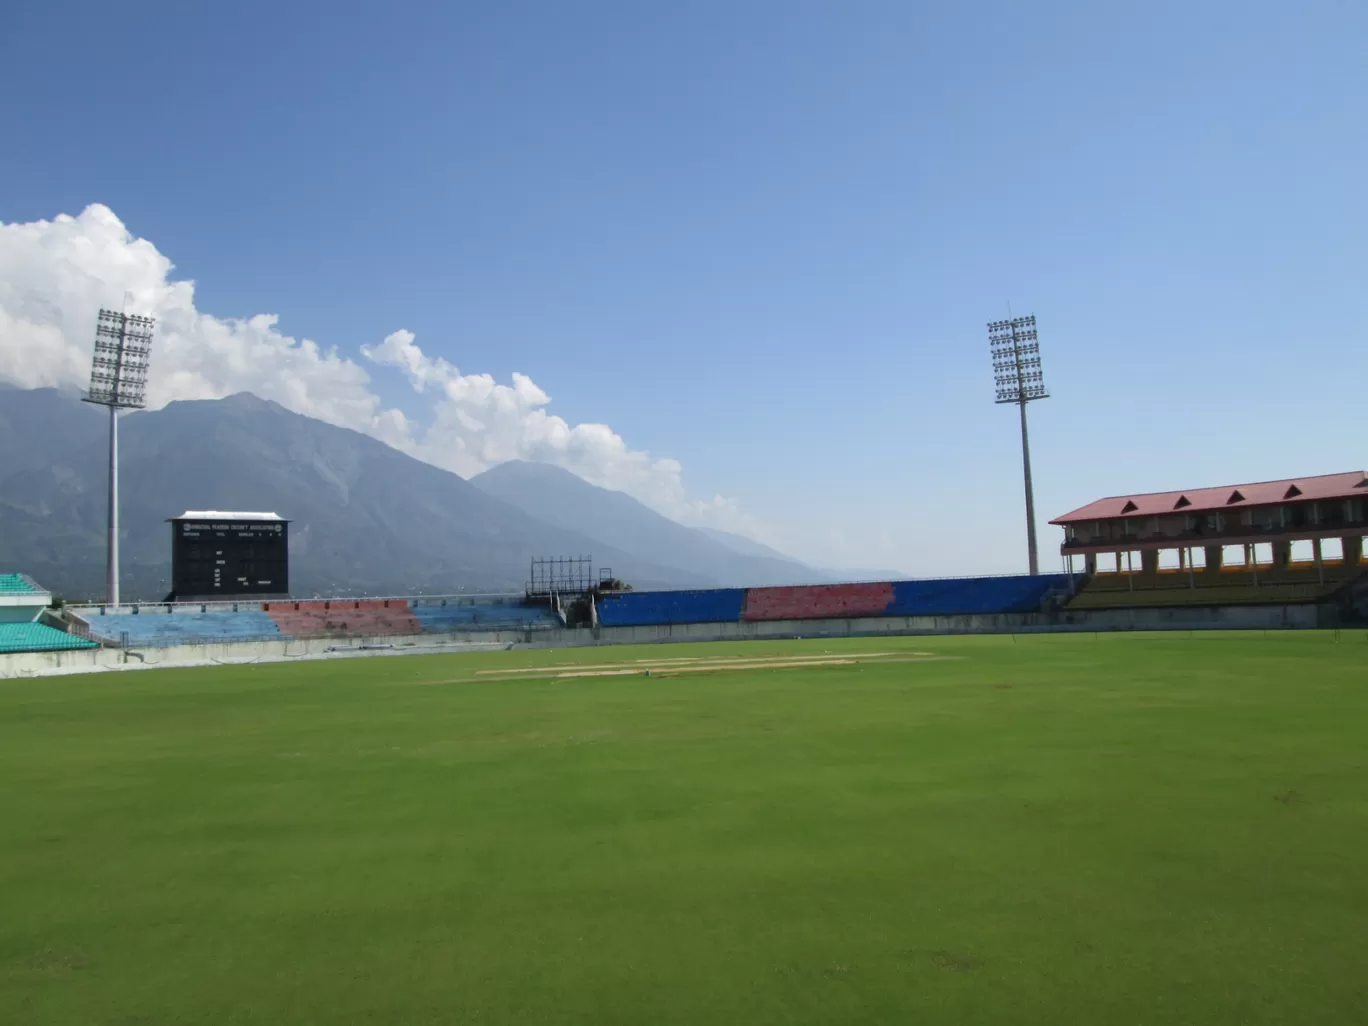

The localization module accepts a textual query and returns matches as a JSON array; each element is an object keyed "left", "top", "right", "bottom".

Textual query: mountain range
[
  {"left": 469, "top": 459, "right": 822, "bottom": 588},
  {"left": 0, "top": 388, "right": 839, "bottom": 600}
]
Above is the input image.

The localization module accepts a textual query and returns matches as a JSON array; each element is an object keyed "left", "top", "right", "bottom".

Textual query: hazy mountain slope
[
  {"left": 702, "top": 526, "right": 905, "bottom": 583},
  {"left": 0, "top": 390, "right": 711, "bottom": 599},
  {"left": 696, "top": 526, "right": 806, "bottom": 564},
  {"left": 470, "top": 460, "right": 826, "bottom": 587}
]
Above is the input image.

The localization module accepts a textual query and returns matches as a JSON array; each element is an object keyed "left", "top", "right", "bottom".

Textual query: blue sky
[{"left": 3, "top": 1, "right": 1365, "bottom": 575}]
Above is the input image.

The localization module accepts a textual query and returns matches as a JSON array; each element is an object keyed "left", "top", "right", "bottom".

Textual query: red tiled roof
[{"left": 1050, "top": 471, "right": 1368, "bottom": 524}]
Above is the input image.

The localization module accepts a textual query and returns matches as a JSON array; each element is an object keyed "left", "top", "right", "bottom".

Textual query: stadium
[
  {"left": 3, "top": 466, "right": 1366, "bottom": 672},
  {"left": 5, "top": 312, "right": 1367, "bottom": 671},
  {"left": 3, "top": 300, "right": 1368, "bottom": 1024}
]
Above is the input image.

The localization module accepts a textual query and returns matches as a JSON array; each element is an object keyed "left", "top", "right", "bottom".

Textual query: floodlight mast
[
  {"left": 988, "top": 314, "right": 1048, "bottom": 575},
  {"left": 82, "top": 309, "right": 155, "bottom": 607}
]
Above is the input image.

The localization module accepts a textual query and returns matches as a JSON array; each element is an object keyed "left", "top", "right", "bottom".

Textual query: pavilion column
[
  {"left": 1272, "top": 540, "right": 1291, "bottom": 570},
  {"left": 1204, "top": 545, "right": 1222, "bottom": 576},
  {"left": 1343, "top": 536, "right": 1363, "bottom": 566}
]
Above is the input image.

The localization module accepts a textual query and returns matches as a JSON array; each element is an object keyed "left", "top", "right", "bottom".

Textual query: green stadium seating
[
  {"left": 0, "top": 573, "right": 41, "bottom": 595},
  {"left": 0, "top": 622, "right": 99, "bottom": 653}
]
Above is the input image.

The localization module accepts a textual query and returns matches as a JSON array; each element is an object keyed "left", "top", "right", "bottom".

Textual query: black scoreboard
[{"left": 169, "top": 514, "right": 289, "bottom": 600}]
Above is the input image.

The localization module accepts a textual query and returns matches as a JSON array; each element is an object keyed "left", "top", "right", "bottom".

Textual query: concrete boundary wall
[
  {"left": 0, "top": 602, "right": 1325, "bottom": 678},
  {"left": 581, "top": 603, "right": 1320, "bottom": 645},
  {"left": 0, "top": 631, "right": 528, "bottom": 677}
]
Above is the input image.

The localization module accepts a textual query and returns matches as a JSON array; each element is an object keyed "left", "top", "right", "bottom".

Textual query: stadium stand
[
  {"left": 81, "top": 610, "right": 282, "bottom": 646},
  {"left": 1064, "top": 558, "right": 1366, "bottom": 611},
  {"left": 0, "top": 622, "right": 99, "bottom": 653},
  {"left": 0, "top": 573, "right": 41, "bottom": 595},
  {"left": 265, "top": 600, "right": 423, "bottom": 639},
  {"left": 743, "top": 583, "right": 895, "bottom": 621},
  {"left": 887, "top": 574, "right": 1074, "bottom": 615},
  {"left": 597, "top": 576, "right": 1071, "bottom": 627},
  {"left": 597, "top": 589, "right": 747, "bottom": 627},
  {"left": 410, "top": 602, "right": 560, "bottom": 632},
  {"left": 1, "top": 573, "right": 61, "bottom": 648},
  {"left": 1065, "top": 580, "right": 1344, "bottom": 610},
  {"left": 70, "top": 598, "right": 560, "bottom": 646}
]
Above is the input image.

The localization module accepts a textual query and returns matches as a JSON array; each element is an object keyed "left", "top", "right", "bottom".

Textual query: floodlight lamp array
[
  {"left": 986, "top": 314, "right": 1048, "bottom": 404},
  {"left": 85, "top": 309, "right": 156, "bottom": 409}
]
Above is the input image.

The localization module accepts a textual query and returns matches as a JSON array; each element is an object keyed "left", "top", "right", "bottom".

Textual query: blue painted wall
[{"left": 597, "top": 589, "right": 746, "bottom": 627}]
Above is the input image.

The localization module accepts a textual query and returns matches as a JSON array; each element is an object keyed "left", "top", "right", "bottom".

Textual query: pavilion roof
[{"left": 1050, "top": 471, "right": 1368, "bottom": 524}]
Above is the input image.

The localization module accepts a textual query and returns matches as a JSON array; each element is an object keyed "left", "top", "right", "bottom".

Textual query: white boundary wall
[
  {"left": 0, "top": 603, "right": 1324, "bottom": 678},
  {"left": 0, "top": 631, "right": 528, "bottom": 677}
]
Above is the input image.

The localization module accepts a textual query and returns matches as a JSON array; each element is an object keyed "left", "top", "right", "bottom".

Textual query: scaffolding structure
[{"left": 527, "top": 556, "right": 593, "bottom": 599}]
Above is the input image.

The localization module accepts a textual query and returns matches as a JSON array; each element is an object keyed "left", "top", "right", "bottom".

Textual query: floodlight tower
[
  {"left": 988, "top": 314, "right": 1048, "bottom": 576},
  {"left": 82, "top": 309, "right": 155, "bottom": 607}
]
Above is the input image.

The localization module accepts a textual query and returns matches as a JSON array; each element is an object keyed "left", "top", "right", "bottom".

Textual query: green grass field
[{"left": 2, "top": 632, "right": 1366, "bottom": 1024}]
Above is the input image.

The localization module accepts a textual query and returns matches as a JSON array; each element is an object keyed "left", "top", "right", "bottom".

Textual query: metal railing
[
  {"left": 1065, "top": 523, "right": 1368, "bottom": 550},
  {"left": 66, "top": 592, "right": 532, "bottom": 617}
]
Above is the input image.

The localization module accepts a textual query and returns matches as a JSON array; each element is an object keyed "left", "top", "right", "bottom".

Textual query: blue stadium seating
[
  {"left": 886, "top": 574, "right": 1073, "bottom": 616},
  {"left": 82, "top": 611, "right": 282, "bottom": 647},
  {"left": 0, "top": 622, "right": 98, "bottom": 653},
  {"left": 411, "top": 603, "right": 560, "bottom": 633},
  {"left": 596, "top": 589, "right": 746, "bottom": 627},
  {"left": 594, "top": 577, "right": 1070, "bottom": 628},
  {"left": 67, "top": 602, "right": 557, "bottom": 646}
]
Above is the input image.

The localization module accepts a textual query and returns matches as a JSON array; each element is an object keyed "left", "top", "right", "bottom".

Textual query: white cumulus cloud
[
  {"left": 0, "top": 204, "right": 759, "bottom": 536},
  {"left": 0, "top": 205, "right": 403, "bottom": 439},
  {"left": 361, "top": 329, "right": 735, "bottom": 519}
]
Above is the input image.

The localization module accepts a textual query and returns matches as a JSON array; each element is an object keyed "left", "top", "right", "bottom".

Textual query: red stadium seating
[
  {"left": 742, "top": 582, "right": 895, "bottom": 622},
  {"left": 265, "top": 600, "right": 424, "bottom": 639}
]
